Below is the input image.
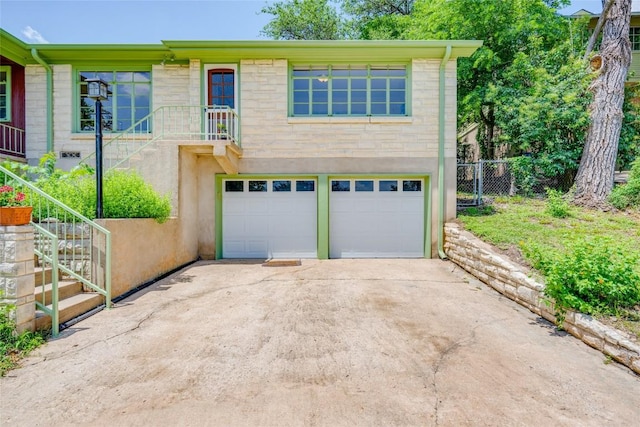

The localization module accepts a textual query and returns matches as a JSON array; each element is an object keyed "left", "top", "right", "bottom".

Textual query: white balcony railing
[
  {"left": 83, "top": 105, "right": 240, "bottom": 170},
  {"left": 0, "top": 123, "right": 26, "bottom": 157}
]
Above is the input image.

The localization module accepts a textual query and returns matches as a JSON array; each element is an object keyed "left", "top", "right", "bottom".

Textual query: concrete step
[
  {"left": 34, "top": 279, "right": 83, "bottom": 306},
  {"left": 35, "top": 292, "right": 104, "bottom": 331}
]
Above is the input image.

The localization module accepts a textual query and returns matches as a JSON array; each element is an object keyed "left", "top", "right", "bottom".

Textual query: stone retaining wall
[{"left": 444, "top": 222, "right": 640, "bottom": 375}]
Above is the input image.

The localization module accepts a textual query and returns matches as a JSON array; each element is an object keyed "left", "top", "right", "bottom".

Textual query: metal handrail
[
  {"left": 33, "top": 224, "right": 60, "bottom": 336},
  {"left": 82, "top": 105, "right": 240, "bottom": 170},
  {"left": 0, "top": 166, "right": 112, "bottom": 316}
]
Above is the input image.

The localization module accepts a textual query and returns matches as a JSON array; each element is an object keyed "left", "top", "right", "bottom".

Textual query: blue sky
[{"left": 0, "top": 0, "right": 614, "bottom": 45}]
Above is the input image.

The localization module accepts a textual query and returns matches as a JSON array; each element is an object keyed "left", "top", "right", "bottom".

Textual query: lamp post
[{"left": 86, "top": 78, "right": 109, "bottom": 219}]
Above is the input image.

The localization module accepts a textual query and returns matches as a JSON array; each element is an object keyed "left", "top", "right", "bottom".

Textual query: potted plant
[
  {"left": 0, "top": 185, "right": 32, "bottom": 226},
  {"left": 216, "top": 122, "right": 227, "bottom": 139}
]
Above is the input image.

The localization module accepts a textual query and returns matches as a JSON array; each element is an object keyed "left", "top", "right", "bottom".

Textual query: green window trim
[
  {"left": 73, "top": 67, "right": 152, "bottom": 133},
  {"left": 289, "top": 64, "right": 409, "bottom": 117},
  {"left": 631, "top": 27, "right": 640, "bottom": 51},
  {"left": 0, "top": 66, "right": 11, "bottom": 122}
]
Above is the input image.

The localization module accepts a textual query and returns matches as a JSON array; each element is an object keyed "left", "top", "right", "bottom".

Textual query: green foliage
[
  {"left": 610, "top": 158, "right": 640, "bottom": 209},
  {"left": 36, "top": 169, "right": 171, "bottom": 222},
  {"left": 260, "top": 0, "right": 346, "bottom": 40},
  {"left": 102, "top": 170, "right": 171, "bottom": 223},
  {"left": 528, "top": 238, "right": 640, "bottom": 322},
  {"left": 459, "top": 205, "right": 496, "bottom": 217},
  {"left": 545, "top": 188, "right": 570, "bottom": 218},
  {"left": 508, "top": 156, "right": 538, "bottom": 196},
  {"left": 3, "top": 155, "right": 171, "bottom": 223},
  {"left": 459, "top": 197, "right": 640, "bottom": 329},
  {"left": 0, "top": 303, "right": 45, "bottom": 376}
]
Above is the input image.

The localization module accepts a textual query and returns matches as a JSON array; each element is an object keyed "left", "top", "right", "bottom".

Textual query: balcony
[{"left": 0, "top": 123, "right": 26, "bottom": 158}]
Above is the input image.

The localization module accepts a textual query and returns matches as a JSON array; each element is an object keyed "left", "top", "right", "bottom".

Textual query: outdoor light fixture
[
  {"left": 86, "top": 78, "right": 109, "bottom": 101},
  {"left": 86, "top": 78, "right": 109, "bottom": 219}
]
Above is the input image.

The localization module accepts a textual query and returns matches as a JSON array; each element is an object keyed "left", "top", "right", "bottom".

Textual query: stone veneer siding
[
  {"left": 0, "top": 225, "right": 35, "bottom": 333},
  {"left": 444, "top": 222, "right": 640, "bottom": 375}
]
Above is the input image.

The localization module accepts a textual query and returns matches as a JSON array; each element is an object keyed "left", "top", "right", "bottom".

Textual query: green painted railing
[
  {"left": 33, "top": 224, "right": 60, "bottom": 336},
  {"left": 0, "top": 166, "right": 112, "bottom": 333},
  {"left": 82, "top": 105, "right": 240, "bottom": 170}
]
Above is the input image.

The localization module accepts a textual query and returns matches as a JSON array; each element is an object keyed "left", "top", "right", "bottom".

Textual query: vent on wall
[{"left": 60, "top": 151, "right": 81, "bottom": 159}]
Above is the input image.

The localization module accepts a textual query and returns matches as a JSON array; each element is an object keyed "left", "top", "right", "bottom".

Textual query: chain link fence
[{"left": 457, "top": 160, "right": 573, "bottom": 207}]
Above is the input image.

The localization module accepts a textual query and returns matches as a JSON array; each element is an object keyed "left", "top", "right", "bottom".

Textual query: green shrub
[
  {"left": 102, "top": 170, "right": 171, "bottom": 223},
  {"left": 545, "top": 188, "right": 571, "bottom": 218},
  {"left": 0, "top": 303, "right": 45, "bottom": 376},
  {"left": 537, "top": 238, "right": 640, "bottom": 323},
  {"left": 610, "top": 158, "right": 640, "bottom": 209},
  {"left": 20, "top": 158, "right": 172, "bottom": 223}
]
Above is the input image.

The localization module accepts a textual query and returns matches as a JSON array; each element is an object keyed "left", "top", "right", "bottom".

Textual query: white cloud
[{"left": 22, "top": 26, "right": 49, "bottom": 44}]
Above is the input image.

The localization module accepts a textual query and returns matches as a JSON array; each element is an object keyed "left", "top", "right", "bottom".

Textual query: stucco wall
[{"left": 96, "top": 218, "right": 197, "bottom": 298}]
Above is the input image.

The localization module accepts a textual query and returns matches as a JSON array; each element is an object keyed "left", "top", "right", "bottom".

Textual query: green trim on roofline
[
  {"left": 0, "top": 30, "right": 31, "bottom": 65},
  {"left": 163, "top": 40, "right": 481, "bottom": 62},
  {"left": 1, "top": 29, "right": 482, "bottom": 65}
]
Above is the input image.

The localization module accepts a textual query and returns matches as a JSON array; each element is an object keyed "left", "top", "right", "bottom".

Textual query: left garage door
[{"left": 222, "top": 179, "right": 317, "bottom": 259}]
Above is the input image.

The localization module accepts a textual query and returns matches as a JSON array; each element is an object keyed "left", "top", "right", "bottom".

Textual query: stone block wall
[
  {"left": 0, "top": 225, "right": 35, "bottom": 333},
  {"left": 444, "top": 222, "right": 640, "bottom": 375}
]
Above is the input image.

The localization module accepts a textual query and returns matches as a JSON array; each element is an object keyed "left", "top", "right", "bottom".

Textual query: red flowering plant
[{"left": 0, "top": 185, "right": 28, "bottom": 207}]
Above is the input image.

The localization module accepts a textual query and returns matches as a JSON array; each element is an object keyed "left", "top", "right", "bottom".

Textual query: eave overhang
[{"left": 1, "top": 28, "right": 482, "bottom": 66}]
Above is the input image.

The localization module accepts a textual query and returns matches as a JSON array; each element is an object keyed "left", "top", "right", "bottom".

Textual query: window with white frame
[
  {"left": 630, "top": 27, "right": 640, "bottom": 51},
  {"left": 78, "top": 71, "right": 151, "bottom": 132},
  {"left": 291, "top": 65, "right": 407, "bottom": 116},
  {"left": 0, "top": 66, "right": 11, "bottom": 122}
]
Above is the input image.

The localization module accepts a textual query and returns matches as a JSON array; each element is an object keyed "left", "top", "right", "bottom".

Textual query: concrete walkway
[{"left": 2, "top": 259, "right": 639, "bottom": 426}]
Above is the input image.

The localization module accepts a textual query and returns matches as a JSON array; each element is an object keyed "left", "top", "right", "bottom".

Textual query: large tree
[
  {"left": 406, "top": 0, "right": 574, "bottom": 160},
  {"left": 573, "top": 0, "right": 633, "bottom": 207},
  {"left": 260, "top": 0, "right": 346, "bottom": 40}
]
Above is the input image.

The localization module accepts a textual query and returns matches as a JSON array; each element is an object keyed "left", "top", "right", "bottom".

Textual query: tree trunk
[{"left": 574, "top": 0, "right": 632, "bottom": 208}]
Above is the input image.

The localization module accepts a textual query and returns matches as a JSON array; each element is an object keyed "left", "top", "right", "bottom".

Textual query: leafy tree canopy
[{"left": 260, "top": 0, "right": 346, "bottom": 40}]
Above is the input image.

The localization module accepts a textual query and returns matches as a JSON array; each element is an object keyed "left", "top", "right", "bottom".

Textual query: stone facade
[
  {"left": 0, "top": 225, "right": 35, "bottom": 333},
  {"left": 444, "top": 222, "right": 640, "bottom": 375}
]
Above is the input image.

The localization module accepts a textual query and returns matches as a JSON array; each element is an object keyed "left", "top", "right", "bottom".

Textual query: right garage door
[{"left": 329, "top": 178, "right": 425, "bottom": 258}]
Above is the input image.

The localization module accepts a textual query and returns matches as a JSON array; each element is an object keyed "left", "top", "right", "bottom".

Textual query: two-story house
[{"left": 0, "top": 29, "right": 480, "bottom": 261}]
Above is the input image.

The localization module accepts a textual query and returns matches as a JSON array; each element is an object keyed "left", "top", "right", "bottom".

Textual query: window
[
  {"left": 292, "top": 65, "right": 407, "bottom": 116},
  {"left": 332, "top": 180, "right": 351, "bottom": 192},
  {"left": 355, "top": 180, "right": 374, "bottom": 192},
  {"left": 248, "top": 180, "right": 267, "bottom": 192},
  {"left": 208, "top": 69, "right": 235, "bottom": 108},
  {"left": 296, "top": 180, "right": 315, "bottom": 192},
  {"left": 379, "top": 180, "right": 398, "bottom": 192},
  {"left": 273, "top": 180, "right": 291, "bottom": 192},
  {"left": 403, "top": 180, "right": 421, "bottom": 192},
  {"left": 225, "top": 181, "right": 244, "bottom": 192},
  {"left": 631, "top": 27, "right": 640, "bottom": 51},
  {"left": 78, "top": 71, "right": 151, "bottom": 132},
  {"left": 0, "top": 66, "right": 10, "bottom": 122}
]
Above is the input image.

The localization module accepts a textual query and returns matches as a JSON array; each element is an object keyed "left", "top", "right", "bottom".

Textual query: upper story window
[
  {"left": 631, "top": 27, "right": 640, "bottom": 51},
  {"left": 208, "top": 68, "right": 235, "bottom": 108},
  {"left": 0, "top": 66, "right": 11, "bottom": 122},
  {"left": 78, "top": 71, "right": 151, "bottom": 132},
  {"left": 291, "top": 65, "right": 407, "bottom": 117}
]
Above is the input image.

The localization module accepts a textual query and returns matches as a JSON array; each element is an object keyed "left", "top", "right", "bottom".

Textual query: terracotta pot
[{"left": 0, "top": 206, "right": 33, "bottom": 226}]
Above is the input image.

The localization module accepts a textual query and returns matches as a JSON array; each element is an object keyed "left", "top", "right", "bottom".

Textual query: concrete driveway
[{"left": 2, "top": 259, "right": 639, "bottom": 426}]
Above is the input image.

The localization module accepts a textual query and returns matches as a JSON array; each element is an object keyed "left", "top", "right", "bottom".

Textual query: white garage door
[
  {"left": 330, "top": 178, "right": 424, "bottom": 258},
  {"left": 222, "top": 179, "right": 317, "bottom": 258}
]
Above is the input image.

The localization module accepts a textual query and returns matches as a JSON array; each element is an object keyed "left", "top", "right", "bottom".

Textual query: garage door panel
[
  {"left": 223, "top": 179, "right": 317, "bottom": 259},
  {"left": 330, "top": 178, "right": 424, "bottom": 258}
]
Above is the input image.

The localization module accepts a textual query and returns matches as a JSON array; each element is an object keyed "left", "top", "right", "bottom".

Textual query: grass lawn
[{"left": 456, "top": 196, "right": 640, "bottom": 340}]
